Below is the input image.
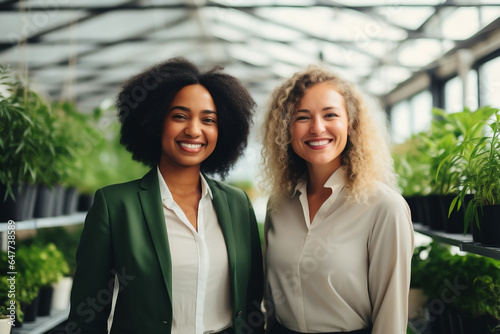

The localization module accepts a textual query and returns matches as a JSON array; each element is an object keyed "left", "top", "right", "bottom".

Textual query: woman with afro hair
[
  {"left": 260, "top": 65, "right": 413, "bottom": 334},
  {"left": 69, "top": 57, "right": 264, "bottom": 334}
]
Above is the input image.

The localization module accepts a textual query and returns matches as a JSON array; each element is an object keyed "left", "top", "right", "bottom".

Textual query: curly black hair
[{"left": 117, "top": 57, "right": 256, "bottom": 178}]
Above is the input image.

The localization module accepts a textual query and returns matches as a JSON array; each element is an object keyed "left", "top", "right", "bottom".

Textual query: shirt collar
[
  {"left": 156, "top": 166, "right": 213, "bottom": 207},
  {"left": 293, "top": 166, "right": 346, "bottom": 200}
]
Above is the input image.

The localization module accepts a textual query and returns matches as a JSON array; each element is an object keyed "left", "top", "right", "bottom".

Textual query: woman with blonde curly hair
[{"left": 260, "top": 65, "right": 414, "bottom": 334}]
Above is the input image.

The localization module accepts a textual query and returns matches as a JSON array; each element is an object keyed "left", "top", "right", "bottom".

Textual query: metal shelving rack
[
  {"left": 1, "top": 213, "right": 85, "bottom": 334},
  {"left": 413, "top": 223, "right": 500, "bottom": 260},
  {"left": 12, "top": 309, "right": 69, "bottom": 334}
]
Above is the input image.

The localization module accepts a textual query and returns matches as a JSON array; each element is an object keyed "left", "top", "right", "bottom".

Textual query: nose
[
  {"left": 185, "top": 120, "right": 202, "bottom": 137},
  {"left": 310, "top": 115, "right": 326, "bottom": 134}
]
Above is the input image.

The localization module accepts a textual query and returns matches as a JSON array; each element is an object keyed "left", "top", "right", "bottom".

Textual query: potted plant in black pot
[
  {"left": 34, "top": 243, "right": 70, "bottom": 316},
  {"left": 0, "top": 253, "right": 23, "bottom": 331},
  {"left": 441, "top": 107, "right": 500, "bottom": 245},
  {"left": 76, "top": 105, "right": 148, "bottom": 211},
  {"left": 0, "top": 66, "right": 41, "bottom": 222},
  {"left": 473, "top": 275, "right": 500, "bottom": 333},
  {"left": 393, "top": 133, "right": 432, "bottom": 225},
  {"left": 447, "top": 254, "right": 500, "bottom": 333},
  {"left": 436, "top": 106, "right": 499, "bottom": 237},
  {"left": 15, "top": 244, "right": 44, "bottom": 324}
]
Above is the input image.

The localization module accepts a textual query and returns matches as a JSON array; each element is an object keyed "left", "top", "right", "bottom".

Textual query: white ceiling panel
[
  {"left": 0, "top": 11, "right": 85, "bottom": 42},
  {"left": 0, "top": 1, "right": 498, "bottom": 112},
  {"left": 0, "top": 43, "right": 94, "bottom": 66}
]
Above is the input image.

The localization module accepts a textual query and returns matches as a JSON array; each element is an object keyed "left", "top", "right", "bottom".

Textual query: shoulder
[
  {"left": 206, "top": 177, "right": 247, "bottom": 198},
  {"left": 368, "top": 182, "right": 410, "bottom": 217},
  {"left": 95, "top": 170, "right": 156, "bottom": 202},
  {"left": 98, "top": 178, "right": 142, "bottom": 197}
]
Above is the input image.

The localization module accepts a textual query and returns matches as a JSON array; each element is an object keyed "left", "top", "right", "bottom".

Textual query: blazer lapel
[
  {"left": 206, "top": 177, "right": 238, "bottom": 280},
  {"left": 138, "top": 169, "right": 173, "bottom": 301}
]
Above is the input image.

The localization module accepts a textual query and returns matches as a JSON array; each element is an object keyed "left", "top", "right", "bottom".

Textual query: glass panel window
[
  {"left": 480, "top": 56, "right": 500, "bottom": 108},
  {"left": 391, "top": 101, "right": 411, "bottom": 144},
  {"left": 465, "top": 69, "right": 478, "bottom": 111},
  {"left": 411, "top": 90, "right": 433, "bottom": 134},
  {"left": 444, "top": 76, "right": 463, "bottom": 113}
]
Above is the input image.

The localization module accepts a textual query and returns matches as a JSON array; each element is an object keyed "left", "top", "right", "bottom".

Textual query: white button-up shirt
[
  {"left": 157, "top": 168, "right": 232, "bottom": 334},
  {"left": 265, "top": 167, "right": 414, "bottom": 334}
]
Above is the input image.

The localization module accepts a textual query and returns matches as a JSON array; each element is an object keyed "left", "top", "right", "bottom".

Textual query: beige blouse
[{"left": 264, "top": 167, "right": 414, "bottom": 334}]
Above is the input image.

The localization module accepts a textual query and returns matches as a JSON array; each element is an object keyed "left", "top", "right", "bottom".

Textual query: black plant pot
[
  {"left": 22, "top": 293, "right": 40, "bottom": 323},
  {"left": 52, "top": 185, "right": 65, "bottom": 217},
  {"left": 405, "top": 196, "right": 424, "bottom": 225},
  {"left": 457, "top": 313, "right": 500, "bottom": 334},
  {"left": 0, "top": 184, "right": 38, "bottom": 222},
  {"left": 34, "top": 185, "right": 56, "bottom": 218},
  {"left": 424, "top": 195, "right": 446, "bottom": 231},
  {"left": 37, "top": 285, "right": 54, "bottom": 316},
  {"left": 427, "top": 302, "right": 453, "bottom": 334},
  {"left": 442, "top": 194, "right": 467, "bottom": 234},
  {"left": 478, "top": 204, "right": 500, "bottom": 247},
  {"left": 63, "top": 187, "right": 79, "bottom": 215},
  {"left": 472, "top": 220, "right": 482, "bottom": 243},
  {"left": 77, "top": 193, "right": 94, "bottom": 212}
]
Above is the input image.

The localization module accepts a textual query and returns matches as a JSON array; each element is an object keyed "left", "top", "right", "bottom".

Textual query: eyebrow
[
  {"left": 169, "top": 106, "right": 217, "bottom": 114},
  {"left": 296, "top": 106, "right": 339, "bottom": 113}
]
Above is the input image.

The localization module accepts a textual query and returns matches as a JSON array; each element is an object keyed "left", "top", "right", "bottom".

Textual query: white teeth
[
  {"left": 307, "top": 140, "right": 329, "bottom": 146},
  {"left": 179, "top": 143, "right": 202, "bottom": 149}
]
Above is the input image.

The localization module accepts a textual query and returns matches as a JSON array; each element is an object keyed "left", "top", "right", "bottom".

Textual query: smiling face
[
  {"left": 160, "top": 84, "right": 218, "bottom": 171},
  {"left": 290, "top": 82, "right": 349, "bottom": 173}
]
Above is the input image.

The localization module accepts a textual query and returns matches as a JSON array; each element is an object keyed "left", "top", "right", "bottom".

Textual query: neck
[
  {"left": 306, "top": 163, "right": 340, "bottom": 195},
  {"left": 158, "top": 161, "right": 201, "bottom": 195}
]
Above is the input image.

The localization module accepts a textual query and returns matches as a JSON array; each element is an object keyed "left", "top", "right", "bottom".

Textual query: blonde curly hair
[{"left": 260, "top": 64, "right": 397, "bottom": 206}]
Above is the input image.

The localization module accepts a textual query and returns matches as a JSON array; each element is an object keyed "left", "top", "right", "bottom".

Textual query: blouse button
[{"left": 329, "top": 199, "right": 334, "bottom": 204}]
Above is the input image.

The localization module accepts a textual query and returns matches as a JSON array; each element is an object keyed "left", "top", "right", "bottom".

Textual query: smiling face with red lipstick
[
  {"left": 160, "top": 84, "right": 218, "bottom": 171},
  {"left": 290, "top": 82, "right": 348, "bottom": 175}
]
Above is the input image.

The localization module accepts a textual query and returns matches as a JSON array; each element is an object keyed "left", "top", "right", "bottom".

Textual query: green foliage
[
  {"left": 50, "top": 101, "right": 103, "bottom": 188},
  {"left": 474, "top": 275, "right": 500, "bottom": 321},
  {"left": 0, "top": 262, "right": 23, "bottom": 321},
  {"left": 411, "top": 244, "right": 433, "bottom": 289},
  {"left": 394, "top": 106, "right": 498, "bottom": 197},
  {"left": 76, "top": 105, "right": 148, "bottom": 194},
  {"left": 437, "top": 107, "right": 500, "bottom": 232},
  {"left": 0, "top": 243, "right": 69, "bottom": 308},
  {"left": 0, "top": 66, "right": 50, "bottom": 200},
  {"left": 0, "top": 66, "right": 147, "bottom": 199},
  {"left": 34, "top": 226, "right": 83, "bottom": 275},
  {"left": 393, "top": 134, "right": 432, "bottom": 196},
  {"left": 416, "top": 241, "right": 500, "bottom": 319}
]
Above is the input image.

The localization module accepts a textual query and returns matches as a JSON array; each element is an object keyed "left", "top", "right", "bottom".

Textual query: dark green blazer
[{"left": 67, "top": 169, "right": 264, "bottom": 334}]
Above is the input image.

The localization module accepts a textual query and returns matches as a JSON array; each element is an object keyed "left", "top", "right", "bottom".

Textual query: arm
[
  {"left": 368, "top": 194, "right": 414, "bottom": 334},
  {"left": 262, "top": 207, "right": 278, "bottom": 333},
  {"left": 67, "top": 189, "right": 114, "bottom": 334},
  {"left": 244, "top": 193, "right": 265, "bottom": 334}
]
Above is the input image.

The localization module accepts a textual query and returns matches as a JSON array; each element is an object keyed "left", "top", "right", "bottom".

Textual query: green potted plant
[
  {"left": 448, "top": 255, "right": 500, "bottom": 333},
  {"left": 76, "top": 105, "right": 148, "bottom": 210},
  {"left": 474, "top": 275, "right": 500, "bottom": 333},
  {"left": 0, "top": 66, "right": 41, "bottom": 221},
  {"left": 439, "top": 107, "right": 500, "bottom": 244},
  {"left": 50, "top": 101, "right": 106, "bottom": 215},
  {"left": 393, "top": 133, "right": 432, "bottom": 225},
  {"left": 0, "top": 253, "right": 23, "bottom": 330},
  {"left": 34, "top": 243, "right": 70, "bottom": 316}
]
